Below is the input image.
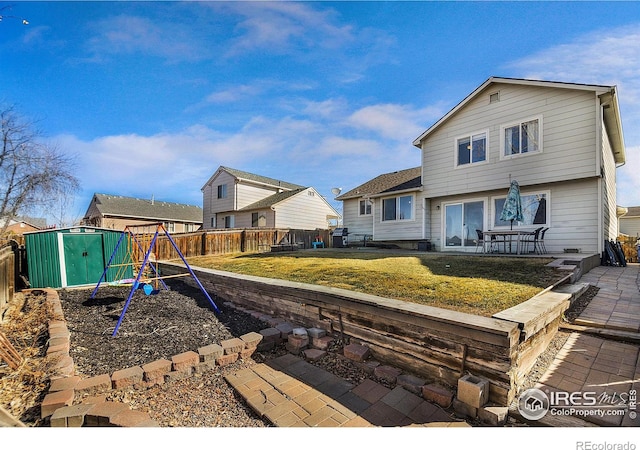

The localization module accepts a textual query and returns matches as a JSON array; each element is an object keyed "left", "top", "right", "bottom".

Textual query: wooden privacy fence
[
  {"left": 152, "top": 228, "right": 332, "bottom": 260},
  {"left": 0, "top": 244, "right": 15, "bottom": 314}
]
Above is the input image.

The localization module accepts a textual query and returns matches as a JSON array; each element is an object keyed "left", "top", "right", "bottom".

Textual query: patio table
[{"left": 482, "top": 230, "right": 535, "bottom": 255}]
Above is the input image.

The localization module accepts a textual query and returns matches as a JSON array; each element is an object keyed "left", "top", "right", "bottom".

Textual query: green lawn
[{"left": 186, "top": 250, "right": 567, "bottom": 317}]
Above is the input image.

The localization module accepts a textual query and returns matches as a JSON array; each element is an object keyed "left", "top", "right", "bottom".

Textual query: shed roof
[
  {"left": 88, "top": 193, "right": 203, "bottom": 223},
  {"left": 335, "top": 167, "right": 422, "bottom": 200}
]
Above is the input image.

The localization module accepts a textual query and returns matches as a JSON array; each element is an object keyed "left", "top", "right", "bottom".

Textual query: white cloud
[
  {"left": 348, "top": 104, "right": 444, "bottom": 141},
  {"left": 507, "top": 23, "right": 640, "bottom": 206},
  {"left": 218, "top": 2, "right": 353, "bottom": 56},
  {"left": 506, "top": 24, "right": 640, "bottom": 138},
  {"left": 84, "top": 14, "right": 206, "bottom": 63}
]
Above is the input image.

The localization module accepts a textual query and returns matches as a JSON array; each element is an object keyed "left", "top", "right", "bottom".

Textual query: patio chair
[
  {"left": 521, "top": 227, "right": 543, "bottom": 254},
  {"left": 537, "top": 227, "right": 549, "bottom": 254},
  {"left": 475, "top": 230, "right": 498, "bottom": 253}
]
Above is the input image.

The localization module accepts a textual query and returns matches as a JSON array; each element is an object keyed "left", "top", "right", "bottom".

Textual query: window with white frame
[
  {"left": 217, "top": 184, "right": 227, "bottom": 199},
  {"left": 223, "top": 215, "right": 234, "bottom": 228},
  {"left": 359, "top": 199, "right": 372, "bottom": 216},
  {"left": 493, "top": 192, "right": 548, "bottom": 228},
  {"left": 502, "top": 117, "right": 541, "bottom": 157},
  {"left": 456, "top": 131, "right": 487, "bottom": 166},
  {"left": 382, "top": 195, "right": 413, "bottom": 221}
]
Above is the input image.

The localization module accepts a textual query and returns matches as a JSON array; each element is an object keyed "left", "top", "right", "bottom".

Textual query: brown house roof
[
  {"left": 335, "top": 167, "right": 422, "bottom": 200},
  {"left": 622, "top": 206, "right": 640, "bottom": 218},
  {"left": 88, "top": 193, "right": 203, "bottom": 223},
  {"left": 211, "top": 166, "right": 305, "bottom": 191},
  {"left": 238, "top": 188, "right": 307, "bottom": 211}
]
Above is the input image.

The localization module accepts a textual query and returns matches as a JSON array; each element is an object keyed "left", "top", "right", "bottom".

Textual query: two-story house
[
  {"left": 338, "top": 77, "right": 626, "bottom": 255},
  {"left": 201, "top": 166, "right": 340, "bottom": 230}
]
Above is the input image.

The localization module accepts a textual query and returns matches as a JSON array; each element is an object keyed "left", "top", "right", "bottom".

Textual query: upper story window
[
  {"left": 456, "top": 131, "right": 487, "bottom": 166},
  {"left": 217, "top": 184, "right": 227, "bottom": 199},
  {"left": 359, "top": 199, "right": 372, "bottom": 216},
  {"left": 502, "top": 116, "right": 541, "bottom": 157},
  {"left": 382, "top": 195, "right": 413, "bottom": 221}
]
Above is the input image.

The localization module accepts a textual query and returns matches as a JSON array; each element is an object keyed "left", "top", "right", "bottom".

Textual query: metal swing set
[{"left": 90, "top": 223, "right": 220, "bottom": 337}]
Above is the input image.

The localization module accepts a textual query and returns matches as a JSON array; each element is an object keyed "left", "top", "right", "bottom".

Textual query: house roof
[
  {"left": 335, "top": 167, "right": 422, "bottom": 200},
  {"left": 88, "top": 193, "right": 203, "bottom": 223},
  {"left": 238, "top": 188, "right": 308, "bottom": 211},
  {"left": 412, "top": 76, "right": 626, "bottom": 165},
  {"left": 621, "top": 206, "right": 640, "bottom": 218},
  {"left": 201, "top": 166, "right": 305, "bottom": 191}
]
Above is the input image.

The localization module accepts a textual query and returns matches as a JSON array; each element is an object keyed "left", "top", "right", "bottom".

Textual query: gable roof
[
  {"left": 335, "top": 167, "right": 422, "bottom": 200},
  {"left": 238, "top": 188, "right": 308, "bottom": 211},
  {"left": 201, "top": 166, "right": 305, "bottom": 191},
  {"left": 88, "top": 193, "right": 203, "bottom": 223},
  {"left": 412, "top": 76, "right": 626, "bottom": 165},
  {"left": 621, "top": 206, "right": 640, "bottom": 218}
]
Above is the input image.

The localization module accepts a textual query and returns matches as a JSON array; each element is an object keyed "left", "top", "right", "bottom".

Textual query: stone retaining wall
[
  {"left": 39, "top": 288, "right": 263, "bottom": 427},
  {"left": 160, "top": 262, "right": 584, "bottom": 406}
]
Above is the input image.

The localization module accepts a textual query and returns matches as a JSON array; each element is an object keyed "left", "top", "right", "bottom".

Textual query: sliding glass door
[{"left": 444, "top": 201, "right": 484, "bottom": 247}]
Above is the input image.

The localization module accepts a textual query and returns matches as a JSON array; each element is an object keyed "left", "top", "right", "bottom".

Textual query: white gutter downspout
[{"left": 596, "top": 95, "right": 604, "bottom": 254}]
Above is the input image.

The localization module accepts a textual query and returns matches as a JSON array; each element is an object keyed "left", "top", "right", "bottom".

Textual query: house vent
[{"left": 489, "top": 92, "right": 500, "bottom": 103}]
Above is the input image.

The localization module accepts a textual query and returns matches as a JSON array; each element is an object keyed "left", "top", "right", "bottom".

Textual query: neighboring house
[
  {"left": 1, "top": 216, "right": 47, "bottom": 235},
  {"left": 201, "top": 166, "right": 340, "bottom": 230},
  {"left": 335, "top": 167, "right": 422, "bottom": 245},
  {"left": 82, "top": 193, "right": 203, "bottom": 233},
  {"left": 619, "top": 206, "right": 640, "bottom": 238},
  {"left": 338, "top": 77, "right": 626, "bottom": 254}
]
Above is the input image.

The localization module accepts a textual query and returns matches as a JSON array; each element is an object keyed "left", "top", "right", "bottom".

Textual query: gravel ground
[
  {"left": 2, "top": 281, "right": 597, "bottom": 427},
  {"left": 57, "top": 281, "right": 373, "bottom": 427}
]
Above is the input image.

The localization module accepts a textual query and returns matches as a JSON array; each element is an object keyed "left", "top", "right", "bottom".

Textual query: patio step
[{"left": 559, "top": 323, "right": 640, "bottom": 344}]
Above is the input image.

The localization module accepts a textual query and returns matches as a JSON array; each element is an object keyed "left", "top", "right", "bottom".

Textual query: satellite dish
[{"left": 331, "top": 187, "right": 342, "bottom": 196}]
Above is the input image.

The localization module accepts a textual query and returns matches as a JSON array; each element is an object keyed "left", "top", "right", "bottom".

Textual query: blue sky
[{"left": 2, "top": 1, "right": 640, "bottom": 226}]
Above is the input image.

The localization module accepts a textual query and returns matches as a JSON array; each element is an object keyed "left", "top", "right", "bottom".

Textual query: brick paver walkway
[
  {"left": 532, "top": 263, "right": 640, "bottom": 426},
  {"left": 576, "top": 264, "right": 640, "bottom": 332},
  {"left": 225, "top": 353, "right": 468, "bottom": 427}
]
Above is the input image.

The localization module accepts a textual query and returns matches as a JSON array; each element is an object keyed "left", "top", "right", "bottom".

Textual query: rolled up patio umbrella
[{"left": 500, "top": 180, "right": 524, "bottom": 230}]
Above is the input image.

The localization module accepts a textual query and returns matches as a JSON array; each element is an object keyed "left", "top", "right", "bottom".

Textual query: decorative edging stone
[
  {"left": 39, "top": 288, "right": 266, "bottom": 427},
  {"left": 39, "top": 285, "right": 522, "bottom": 427}
]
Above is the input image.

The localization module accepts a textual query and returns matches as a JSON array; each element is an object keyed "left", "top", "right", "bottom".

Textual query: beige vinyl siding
[
  {"left": 342, "top": 199, "right": 374, "bottom": 242},
  {"left": 620, "top": 217, "right": 640, "bottom": 238},
  {"left": 273, "top": 189, "right": 333, "bottom": 229},
  {"left": 427, "top": 179, "right": 600, "bottom": 254},
  {"left": 421, "top": 84, "right": 599, "bottom": 198},
  {"left": 235, "top": 182, "right": 282, "bottom": 209},
  {"left": 234, "top": 210, "right": 275, "bottom": 228},
  {"left": 374, "top": 193, "right": 423, "bottom": 241},
  {"left": 202, "top": 171, "right": 236, "bottom": 228}
]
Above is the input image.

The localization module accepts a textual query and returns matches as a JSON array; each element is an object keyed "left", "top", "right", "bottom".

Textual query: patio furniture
[
  {"left": 536, "top": 227, "right": 549, "bottom": 254},
  {"left": 520, "top": 227, "right": 544, "bottom": 254},
  {"left": 474, "top": 229, "right": 499, "bottom": 253}
]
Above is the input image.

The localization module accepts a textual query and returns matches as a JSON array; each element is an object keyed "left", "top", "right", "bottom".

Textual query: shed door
[{"left": 62, "top": 233, "right": 105, "bottom": 287}]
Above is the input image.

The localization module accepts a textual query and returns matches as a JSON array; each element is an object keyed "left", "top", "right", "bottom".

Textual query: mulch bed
[{"left": 59, "top": 281, "right": 269, "bottom": 377}]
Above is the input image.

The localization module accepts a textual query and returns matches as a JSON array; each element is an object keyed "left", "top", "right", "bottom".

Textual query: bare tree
[{"left": 0, "top": 105, "right": 79, "bottom": 235}]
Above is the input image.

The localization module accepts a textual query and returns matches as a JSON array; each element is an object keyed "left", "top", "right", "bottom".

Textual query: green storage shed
[{"left": 24, "top": 226, "right": 132, "bottom": 289}]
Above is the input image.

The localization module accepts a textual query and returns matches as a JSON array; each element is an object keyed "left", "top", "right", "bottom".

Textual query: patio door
[{"left": 444, "top": 201, "right": 484, "bottom": 248}]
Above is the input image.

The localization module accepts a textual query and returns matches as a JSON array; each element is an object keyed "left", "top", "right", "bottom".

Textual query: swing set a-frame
[{"left": 90, "top": 223, "right": 220, "bottom": 337}]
